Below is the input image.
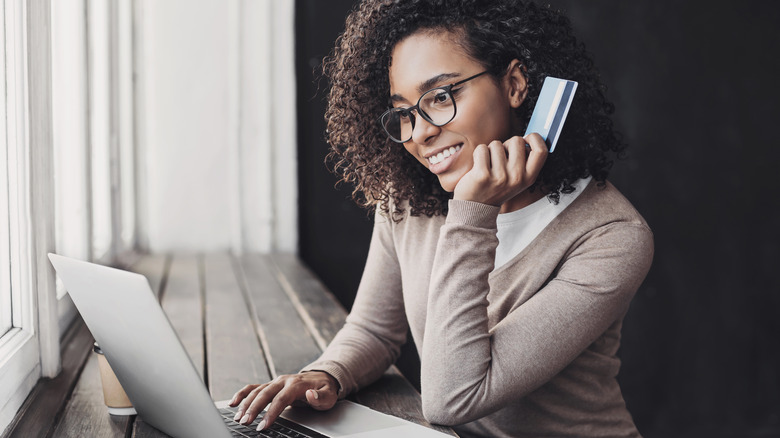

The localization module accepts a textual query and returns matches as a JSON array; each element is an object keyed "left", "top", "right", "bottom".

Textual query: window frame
[
  {"left": 0, "top": 0, "right": 60, "bottom": 432},
  {"left": 0, "top": 75, "right": 11, "bottom": 339}
]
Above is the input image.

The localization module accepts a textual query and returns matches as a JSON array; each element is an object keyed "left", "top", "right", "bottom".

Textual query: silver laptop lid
[{"left": 48, "top": 253, "right": 231, "bottom": 438}]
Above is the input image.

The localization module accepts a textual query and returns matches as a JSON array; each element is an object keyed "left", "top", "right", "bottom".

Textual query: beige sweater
[{"left": 303, "top": 180, "right": 654, "bottom": 437}]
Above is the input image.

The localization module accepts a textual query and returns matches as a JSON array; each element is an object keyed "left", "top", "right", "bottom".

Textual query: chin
[{"left": 437, "top": 176, "right": 458, "bottom": 193}]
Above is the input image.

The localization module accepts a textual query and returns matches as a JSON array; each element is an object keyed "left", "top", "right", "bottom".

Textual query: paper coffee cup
[{"left": 93, "top": 342, "right": 136, "bottom": 415}]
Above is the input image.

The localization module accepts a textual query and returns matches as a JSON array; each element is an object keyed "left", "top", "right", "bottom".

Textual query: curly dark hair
[{"left": 323, "top": 0, "right": 624, "bottom": 220}]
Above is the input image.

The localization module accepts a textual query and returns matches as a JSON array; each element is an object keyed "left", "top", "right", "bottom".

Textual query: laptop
[{"left": 48, "top": 253, "right": 451, "bottom": 438}]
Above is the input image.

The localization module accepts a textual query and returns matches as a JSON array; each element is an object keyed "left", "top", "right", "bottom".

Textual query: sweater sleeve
[
  {"left": 420, "top": 199, "right": 654, "bottom": 425},
  {"left": 301, "top": 209, "right": 408, "bottom": 397}
]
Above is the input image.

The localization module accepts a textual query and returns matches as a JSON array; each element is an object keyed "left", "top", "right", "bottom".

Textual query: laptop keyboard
[{"left": 219, "top": 406, "right": 329, "bottom": 438}]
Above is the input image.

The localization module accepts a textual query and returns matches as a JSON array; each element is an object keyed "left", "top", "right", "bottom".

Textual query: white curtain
[{"left": 135, "top": 0, "right": 298, "bottom": 254}]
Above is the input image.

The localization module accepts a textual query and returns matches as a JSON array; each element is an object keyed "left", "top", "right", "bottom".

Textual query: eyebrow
[{"left": 390, "top": 72, "right": 462, "bottom": 103}]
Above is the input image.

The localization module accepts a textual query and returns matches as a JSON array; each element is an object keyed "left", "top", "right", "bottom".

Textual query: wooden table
[{"left": 4, "top": 253, "right": 456, "bottom": 437}]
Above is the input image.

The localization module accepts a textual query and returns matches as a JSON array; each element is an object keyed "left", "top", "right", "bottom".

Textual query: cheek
[
  {"left": 475, "top": 109, "right": 513, "bottom": 140},
  {"left": 459, "top": 93, "right": 514, "bottom": 141}
]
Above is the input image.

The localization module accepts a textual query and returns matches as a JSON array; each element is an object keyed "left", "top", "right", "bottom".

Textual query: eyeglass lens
[{"left": 382, "top": 88, "right": 456, "bottom": 143}]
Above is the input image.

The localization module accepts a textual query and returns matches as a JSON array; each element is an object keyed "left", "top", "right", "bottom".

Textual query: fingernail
[
  {"left": 309, "top": 389, "right": 319, "bottom": 400},
  {"left": 256, "top": 420, "right": 266, "bottom": 431},
  {"left": 233, "top": 410, "right": 243, "bottom": 421},
  {"left": 240, "top": 414, "right": 250, "bottom": 424}
]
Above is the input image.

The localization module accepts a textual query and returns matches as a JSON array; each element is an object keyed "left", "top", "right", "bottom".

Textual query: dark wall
[
  {"left": 295, "top": 1, "right": 374, "bottom": 309},
  {"left": 545, "top": 2, "right": 780, "bottom": 437},
  {"left": 295, "top": 1, "right": 780, "bottom": 437}
]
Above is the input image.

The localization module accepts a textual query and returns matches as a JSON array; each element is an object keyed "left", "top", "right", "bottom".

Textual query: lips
[
  {"left": 427, "top": 145, "right": 462, "bottom": 165},
  {"left": 426, "top": 144, "right": 462, "bottom": 174}
]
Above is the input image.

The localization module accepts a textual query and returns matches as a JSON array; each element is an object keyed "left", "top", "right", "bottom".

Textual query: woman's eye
[
  {"left": 397, "top": 108, "right": 413, "bottom": 120},
  {"left": 432, "top": 92, "right": 451, "bottom": 104}
]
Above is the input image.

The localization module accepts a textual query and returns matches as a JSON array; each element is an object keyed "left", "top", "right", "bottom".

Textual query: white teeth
[{"left": 428, "top": 145, "right": 461, "bottom": 165}]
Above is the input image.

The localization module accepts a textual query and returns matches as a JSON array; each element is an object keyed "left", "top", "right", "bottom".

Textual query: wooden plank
[
  {"left": 160, "top": 254, "right": 204, "bottom": 379},
  {"left": 203, "top": 253, "right": 270, "bottom": 400},
  {"left": 127, "top": 254, "right": 169, "bottom": 300},
  {"left": 236, "top": 254, "right": 321, "bottom": 376},
  {"left": 268, "top": 254, "right": 347, "bottom": 348},
  {"left": 3, "top": 317, "right": 95, "bottom": 438},
  {"left": 50, "top": 355, "right": 132, "bottom": 437},
  {"left": 130, "top": 419, "right": 169, "bottom": 438}
]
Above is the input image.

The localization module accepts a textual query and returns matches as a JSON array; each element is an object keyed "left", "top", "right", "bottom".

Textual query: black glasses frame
[{"left": 379, "top": 70, "right": 489, "bottom": 143}]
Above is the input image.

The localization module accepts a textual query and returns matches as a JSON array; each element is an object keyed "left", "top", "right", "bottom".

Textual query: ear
[{"left": 504, "top": 59, "right": 528, "bottom": 109}]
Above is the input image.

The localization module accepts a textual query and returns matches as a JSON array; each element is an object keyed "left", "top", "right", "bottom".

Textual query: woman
[{"left": 232, "top": 1, "right": 653, "bottom": 436}]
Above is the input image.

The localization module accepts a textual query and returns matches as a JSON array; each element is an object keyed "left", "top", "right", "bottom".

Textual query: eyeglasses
[{"left": 379, "top": 71, "right": 488, "bottom": 143}]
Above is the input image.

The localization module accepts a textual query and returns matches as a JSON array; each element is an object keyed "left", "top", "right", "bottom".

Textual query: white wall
[{"left": 135, "top": 0, "right": 297, "bottom": 253}]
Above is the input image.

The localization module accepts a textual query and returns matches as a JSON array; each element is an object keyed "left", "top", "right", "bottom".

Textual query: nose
[{"left": 409, "top": 112, "right": 441, "bottom": 145}]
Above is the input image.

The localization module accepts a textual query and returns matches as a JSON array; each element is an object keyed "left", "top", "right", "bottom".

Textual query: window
[
  {"left": 0, "top": 0, "right": 46, "bottom": 430},
  {"left": 51, "top": 0, "right": 89, "bottom": 334},
  {"left": 51, "top": 0, "right": 137, "bottom": 336},
  {"left": 50, "top": 0, "right": 95, "bottom": 269},
  {"left": 2, "top": 0, "right": 297, "bottom": 433},
  {"left": 2, "top": 0, "right": 142, "bottom": 429},
  {"left": 1, "top": 120, "right": 10, "bottom": 338},
  {"left": 1, "top": 127, "right": 10, "bottom": 339},
  {"left": 117, "top": 0, "right": 136, "bottom": 252},
  {"left": 89, "top": 0, "right": 114, "bottom": 263}
]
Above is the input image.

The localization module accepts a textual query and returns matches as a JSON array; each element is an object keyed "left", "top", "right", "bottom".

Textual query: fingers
[
  {"left": 230, "top": 373, "right": 339, "bottom": 431},
  {"left": 305, "top": 383, "right": 338, "bottom": 410},
  {"left": 234, "top": 383, "right": 271, "bottom": 423},
  {"left": 522, "top": 133, "right": 548, "bottom": 182},
  {"left": 487, "top": 140, "right": 508, "bottom": 183},
  {"left": 257, "top": 376, "right": 338, "bottom": 431},
  {"left": 255, "top": 385, "right": 297, "bottom": 431},
  {"left": 231, "top": 383, "right": 265, "bottom": 422},
  {"left": 503, "top": 136, "right": 528, "bottom": 184},
  {"left": 454, "top": 135, "right": 547, "bottom": 206},
  {"left": 229, "top": 384, "right": 259, "bottom": 407},
  {"left": 305, "top": 389, "right": 320, "bottom": 405},
  {"left": 470, "top": 143, "right": 491, "bottom": 180},
  {"left": 470, "top": 140, "right": 509, "bottom": 187}
]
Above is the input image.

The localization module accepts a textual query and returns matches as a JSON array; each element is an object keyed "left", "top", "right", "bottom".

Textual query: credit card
[{"left": 524, "top": 77, "right": 578, "bottom": 153}]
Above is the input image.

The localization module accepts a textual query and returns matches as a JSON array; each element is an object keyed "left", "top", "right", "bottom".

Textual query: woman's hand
[
  {"left": 229, "top": 371, "right": 339, "bottom": 431},
  {"left": 453, "top": 133, "right": 548, "bottom": 206}
]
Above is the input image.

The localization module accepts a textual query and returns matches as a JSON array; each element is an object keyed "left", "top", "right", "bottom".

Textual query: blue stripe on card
[{"left": 544, "top": 81, "right": 575, "bottom": 153}]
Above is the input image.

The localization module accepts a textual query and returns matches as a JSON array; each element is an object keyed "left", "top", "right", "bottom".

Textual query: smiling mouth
[{"left": 427, "top": 145, "right": 462, "bottom": 165}]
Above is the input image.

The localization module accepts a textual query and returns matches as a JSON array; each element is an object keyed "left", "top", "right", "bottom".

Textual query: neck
[{"left": 499, "top": 188, "right": 546, "bottom": 214}]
